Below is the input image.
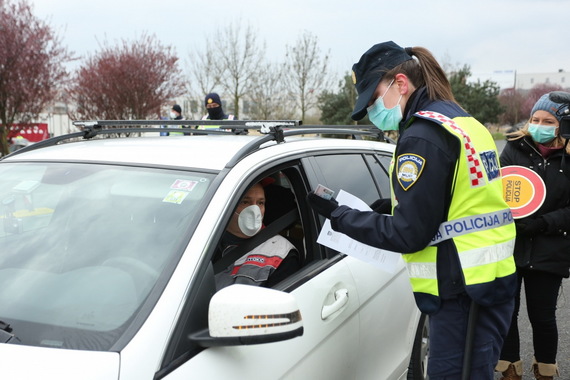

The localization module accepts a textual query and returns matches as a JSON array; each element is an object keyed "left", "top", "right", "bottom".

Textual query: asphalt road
[
  {"left": 495, "top": 280, "right": 570, "bottom": 379},
  {"left": 494, "top": 138, "right": 570, "bottom": 379}
]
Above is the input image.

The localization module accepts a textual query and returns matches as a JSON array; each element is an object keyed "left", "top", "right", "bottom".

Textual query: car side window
[
  {"left": 365, "top": 153, "right": 392, "bottom": 198},
  {"left": 211, "top": 169, "right": 307, "bottom": 290},
  {"left": 311, "top": 154, "right": 381, "bottom": 205}
]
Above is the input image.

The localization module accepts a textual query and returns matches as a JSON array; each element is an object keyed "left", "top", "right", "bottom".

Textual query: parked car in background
[{"left": 0, "top": 121, "right": 428, "bottom": 380}]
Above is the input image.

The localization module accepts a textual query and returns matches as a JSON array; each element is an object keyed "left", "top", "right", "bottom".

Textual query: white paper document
[{"left": 316, "top": 190, "right": 403, "bottom": 273}]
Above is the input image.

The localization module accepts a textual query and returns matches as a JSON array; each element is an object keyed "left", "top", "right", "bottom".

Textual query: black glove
[
  {"left": 515, "top": 217, "right": 547, "bottom": 236},
  {"left": 370, "top": 198, "right": 391, "bottom": 214},
  {"left": 307, "top": 191, "right": 339, "bottom": 219}
]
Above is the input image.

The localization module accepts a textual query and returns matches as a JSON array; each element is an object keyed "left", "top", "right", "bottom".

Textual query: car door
[
  {"left": 161, "top": 163, "right": 362, "bottom": 380},
  {"left": 308, "top": 151, "right": 421, "bottom": 379},
  {"left": 162, "top": 261, "right": 360, "bottom": 380}
]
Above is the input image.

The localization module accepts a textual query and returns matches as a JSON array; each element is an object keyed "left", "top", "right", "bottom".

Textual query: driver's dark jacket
[
  {"left": 501, "top": 136, "right": 570, "bottom": 277},
  {"left": 330, "top": 87, "right": 515, "bottom": 313}
]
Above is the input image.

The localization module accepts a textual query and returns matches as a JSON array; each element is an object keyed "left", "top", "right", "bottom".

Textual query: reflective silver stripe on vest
[
  {"left": 429, "top": 208, "right": 513, "bottom": 246},
  {"left": 406, "top": 261, "right": 437, "bottom": 279},
  {"left": 458, "top": 238, "right": 515, "bottom": 269},
  {"left": 406, "top": 238, "right": 514, "bottom": 280}
]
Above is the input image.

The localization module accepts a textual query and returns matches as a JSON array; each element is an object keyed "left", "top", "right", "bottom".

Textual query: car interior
[{"left": 210, "top": 168, "right": 306, "bottom": 283}]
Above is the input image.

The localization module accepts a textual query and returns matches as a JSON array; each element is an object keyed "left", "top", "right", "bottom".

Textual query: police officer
[
  {"left": 199, "top": 93, "right": 244, "bottom": 133},
  {"left": 202, "top": 93, "right": 235, "bottom": 121},
  {"left": 307, "top": 41, "right": 517, "bottom": 379}
]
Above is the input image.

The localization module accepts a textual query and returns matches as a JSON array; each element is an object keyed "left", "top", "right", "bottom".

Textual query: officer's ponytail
[{"left": 386, "top": 46, "right": 457, "bottom": 104}]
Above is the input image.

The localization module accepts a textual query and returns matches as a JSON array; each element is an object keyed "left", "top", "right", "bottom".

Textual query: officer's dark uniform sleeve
[{"left": 330, "top": 123, "right": 458, "bottom": 253}]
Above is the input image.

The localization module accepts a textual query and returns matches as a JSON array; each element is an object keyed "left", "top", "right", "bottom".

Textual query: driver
[{"left": 214, "top": 181, "right": 301, "bottom": 290}]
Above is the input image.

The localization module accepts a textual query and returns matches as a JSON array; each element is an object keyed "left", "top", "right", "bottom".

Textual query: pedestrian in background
[
  {"left": 163, "top": 104, "right": 185, "bottom": 136},
  {"left": 171, "top": 104, "right": 183, "bottom": 120},
  {"left": 307, "top": 41, "right": 517, "bottom": 379},
  {"left": 201, "top": 93, "right": 235, "bottom": 122},
  {"left": 496, "top": 93, "right": 570, "bottom": 380},
  {"left": 199, "top": 92, "right": 244, "bottom": 133}
]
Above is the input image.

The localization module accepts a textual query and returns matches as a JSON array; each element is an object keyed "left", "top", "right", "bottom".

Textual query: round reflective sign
[{"left": 501, "top": 165, "right": 546, "bottom": 218}]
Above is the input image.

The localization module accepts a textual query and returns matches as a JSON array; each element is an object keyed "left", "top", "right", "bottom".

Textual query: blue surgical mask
[
  {"left": 528, "top": 123, "right": 557, "bottom": 144},
  {"left": 367, "top": 80, "right": 403, "bottom": 131}
]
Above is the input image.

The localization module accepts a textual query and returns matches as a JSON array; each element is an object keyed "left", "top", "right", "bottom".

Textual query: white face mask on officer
[{"left": 236, "top": 205, "right": 263, "bottom": 237}]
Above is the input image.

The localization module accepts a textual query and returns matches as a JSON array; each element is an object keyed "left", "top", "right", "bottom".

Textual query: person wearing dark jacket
[
  {"left": 201, "top": 93, "right": 236, "bottom": 121},
  {"left": 496, "top": 93, "right": 570, "bottom": 380},
  {"left": 307, "top": 41, "right": 517, "bottom": 379},
  {"left": 165, "top": 104, "right": 185, "bottom": 136},
  {"left": 199, "top": 93, "right": 244, "bottom": 133}
]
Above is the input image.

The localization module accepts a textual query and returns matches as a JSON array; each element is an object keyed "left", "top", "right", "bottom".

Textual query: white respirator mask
[{"left": 236, "top": 205, "right": 263, "bottom": 237}]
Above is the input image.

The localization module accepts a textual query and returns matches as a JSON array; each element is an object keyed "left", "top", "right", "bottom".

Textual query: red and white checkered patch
[{"left": 416, "top": 111, "right": 485, "bottom": 188}]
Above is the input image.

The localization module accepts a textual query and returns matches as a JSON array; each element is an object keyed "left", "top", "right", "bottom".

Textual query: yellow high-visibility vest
[
  {"left": 198, "top": 114, "right": 235, "bottom": 130},
  {"left": 393, "top": 110, "right": 516, "bottom": 308}
]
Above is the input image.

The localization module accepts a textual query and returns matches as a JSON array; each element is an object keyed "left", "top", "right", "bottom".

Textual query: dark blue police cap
[{"left": 351, "top": 41, "right": 413, "bottom": 121}]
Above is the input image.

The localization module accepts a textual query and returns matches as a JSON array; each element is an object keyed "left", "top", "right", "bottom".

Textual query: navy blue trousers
[{"left": 428, "top": 293, "right": 514, "bottom": 379}]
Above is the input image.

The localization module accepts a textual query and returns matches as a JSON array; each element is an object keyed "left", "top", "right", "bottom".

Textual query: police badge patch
[
  {"left": 479, "top": 150, "right": 500, "bottom": 182},
  {"left": 397, "top": 154, "right": 425, "bottom": 191}
]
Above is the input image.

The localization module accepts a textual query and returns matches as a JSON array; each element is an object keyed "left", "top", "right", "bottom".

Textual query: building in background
[
  {"left": 472, "top": 69, "right": 568, "bottom": 91},
  {"left": 515, "top": 70, "right": 568, "bottom": 90}
]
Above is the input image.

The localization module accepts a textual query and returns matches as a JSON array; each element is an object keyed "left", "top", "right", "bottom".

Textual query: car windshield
[{"left": 0, "top": 162, "right": 213, "bottom": 350}]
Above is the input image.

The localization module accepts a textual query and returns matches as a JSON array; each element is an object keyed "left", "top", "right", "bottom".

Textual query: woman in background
[{"left": 497, "top": 93, "right": 570, "bottom": 380}]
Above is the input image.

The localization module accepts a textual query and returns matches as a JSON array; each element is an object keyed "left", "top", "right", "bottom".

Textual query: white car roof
[
  {"left": 3, "top": 133, "right": 395, "bottom": 171},
  {"left": 3, "top": 135, "right": 258, "bottom": 170}
]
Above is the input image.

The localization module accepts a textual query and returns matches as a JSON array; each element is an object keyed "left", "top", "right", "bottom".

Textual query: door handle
[{"left": 321, "top": 288, "right": 349, "bottom": 320}]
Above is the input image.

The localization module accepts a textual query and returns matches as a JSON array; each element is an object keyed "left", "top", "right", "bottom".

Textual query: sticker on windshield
[
  {"left": 170, "top": 179, "right": 198, "bottom": 192},
  {"left": 163, "top": 190, "right": 189, "bottom": 204}
]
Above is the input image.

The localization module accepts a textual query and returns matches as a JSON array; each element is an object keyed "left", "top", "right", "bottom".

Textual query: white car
[{"left": 0, "top": 121, "right": 428, "bottom": 380}]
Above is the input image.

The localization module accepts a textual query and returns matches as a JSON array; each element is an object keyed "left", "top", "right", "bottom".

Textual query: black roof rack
[{"left": 2, "top": 120, "right": 391, "bottom": 162}]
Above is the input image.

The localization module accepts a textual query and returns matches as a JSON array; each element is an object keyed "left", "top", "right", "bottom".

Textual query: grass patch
[{"left": 490, "top": 132, "right": 505, "bottom": 140}]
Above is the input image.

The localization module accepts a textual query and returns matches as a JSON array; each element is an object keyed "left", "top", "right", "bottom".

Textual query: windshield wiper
[{"left": 0, "top": 320, "right": 18, "bottom": 343}]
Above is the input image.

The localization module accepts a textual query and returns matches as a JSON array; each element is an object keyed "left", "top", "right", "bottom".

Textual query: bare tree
[
  {"left": 186, "top": 45, "right": 221, "bottom": 119},
  {"left": 282, "top": 31, "right": 331, "bottom": 121},
  {"left": 68, "top": 34, "right": 184, "bottom": 121},
  {"left": 0, "top": 0, "right": 72, "bottom": 156},
  {"left": 187, "top": 47, "right": 220, "bottom": 97},
  {"left": 498, "top": 88, "right": 526, "bottom": 126},
  {"left": 247, "top": 62, "right": 296, "bottom": 120},
  {"left": 188, "top": 21, "right": 266, "bottom": 119}
]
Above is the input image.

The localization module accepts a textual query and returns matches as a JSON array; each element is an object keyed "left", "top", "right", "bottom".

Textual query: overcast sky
[{"left": 31, "top": 0, "right": 570, "bottom": 89}]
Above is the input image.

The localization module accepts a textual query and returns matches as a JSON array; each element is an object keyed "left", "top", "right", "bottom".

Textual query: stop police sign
[{"left": 501, "top": 165, "right": 546, "bottom": 219}]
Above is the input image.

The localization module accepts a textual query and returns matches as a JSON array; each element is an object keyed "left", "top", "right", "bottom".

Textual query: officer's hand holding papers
[{"left": 315, "top": 189, "right": 403, "bottom": 273}]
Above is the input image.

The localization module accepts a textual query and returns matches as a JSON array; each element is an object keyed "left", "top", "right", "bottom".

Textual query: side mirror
[{"left": 190, "top": 284, "right": 303, "bottom": 347}]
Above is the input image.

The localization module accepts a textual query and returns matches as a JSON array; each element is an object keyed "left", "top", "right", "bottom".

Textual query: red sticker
[{"left": 171, "top": 179, "right": 198, "bottom": 192}]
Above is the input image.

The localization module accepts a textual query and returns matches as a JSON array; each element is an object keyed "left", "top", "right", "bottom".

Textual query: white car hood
[{"left": 0, "top": 343, "right": 120, "bottom": 379}]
